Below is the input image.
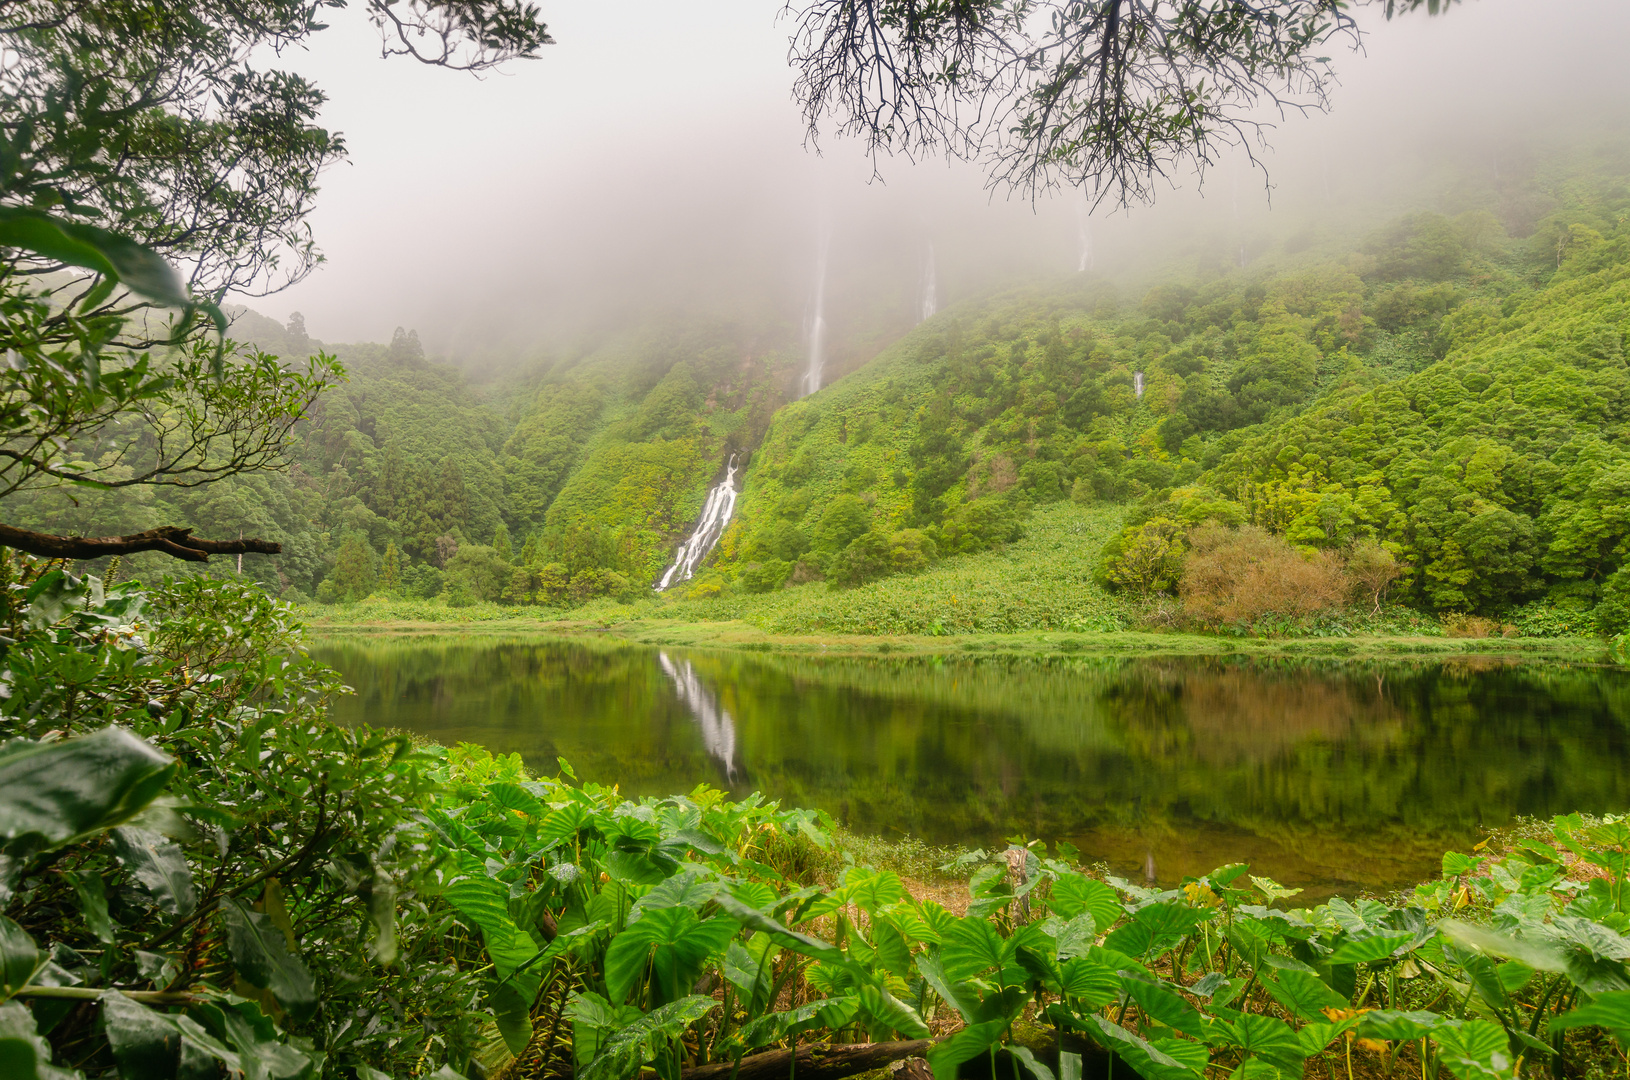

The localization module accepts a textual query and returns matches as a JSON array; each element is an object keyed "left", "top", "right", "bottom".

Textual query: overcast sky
[{"left": 257, "top": 0, "right": 1630, "bottom": 354}]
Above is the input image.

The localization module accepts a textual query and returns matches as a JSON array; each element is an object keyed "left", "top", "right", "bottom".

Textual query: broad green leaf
[
  {"left": 110, "top": 828, "right": 196, "bottom": 918},
  {"left": 1326, "top": 932, "right": 1414, "bottom": 965},
  {"left": 1442, "top": 851, "right": 1483, "bottom": 876},
  {"left": 220, "top": 899, "right": 317, "bottom": 1023},
  {"left": 101, "top": 988, "right": 241, "bottom": 1079},
  {"left": 1055, "top": 912, "right": 1098, "bottom": 960},
  {"left": 1060, "top": 954, "right": 1120, "bottom": 1006},
  {"left": 1085, "top": 1015, "right": 1203, "bottom": 1080},
  {"left": 603, "top": 907, "right": 736, "bottom": 1006},
  {"left": 1552, "top": 916, "right": 1630, "bottom": 962},
  {"left": 1358, "top": 1010, "right": 1447, "bottom": 1041},
  {"left": 0, "top": 1000, "right": 76, "bottom": 1080},
  {"left": 1152, "top": 1036, "right": 1211, "bottom": 1072},
  {"left": 1438, "top": 919, "right": 1567, "bottom": 971},
  {"left": 1106, "top": 903, "right": 1209, "bottom": 960},
  {"left": 1552, "top": 989, "right": 1630, "bottom": 1047},
  {"left": 66, "top": 871, "right": 114, "bottom": 945},
  {"left": 1121, "top": 974, "right": 1206, "bottom": 1038},
  {"left": 927, "top": 1019, "right": 1008, "bottom": 1080},
  {"left": 846, "top": 868, "right": 905, "bottom": 913},
  {"left": 721, "top": 937, "right": 779, "bottom": 1012},
  {"left": 441, "top": 866, "right": 539, "bottom": 979},
  {"left": 915, "top": 952, "right": 981, "bottom": 1025},
  {"left": 579, "top": 994, "right": 716, "bottom": 1080},
  {"left": 490, "top": 971, "right": 540, "bottom": 1057},
  {"left": 857, "top": 983, "right": 930, "bottom": 1039},
  {"left": 713, "top": 895, "right": 843, "bottom": 964},
  {"left": 1251, "top": 876, "right": 1303, "bottom": 902},
  {"left": 0, "top": 919, "right": 43, "bottom": 1002},
  {"left": 1431, "top": 1020, "right": 1513, "bottom": 1080},
  {"left": 1221, "top": 1013, "right": 1304, "bottom": 1075},
  {"left": 1051, "top": 874, "right": 1123, "bottom": 929},
  {"left": 732, "top": 999, "right": 832, "bottom": 1051},
  {"left": 1009, "top": 1044, "right": 1058, "bottom": 1080},
  {"left": 1297, "top": 1017, "right": 1360, "bottom": 1055},
  {"left": 1261, "top": 967, "right": 1348, "bottom": 1021},
  {"left": 0, "top": 207, "right": 191, "bottom": 307},
  {"left": 486, "top": 782, "right": 545, "bottom": 820},
  {"left": 628, "top": 870, "right": 722, "bottom": 921},
  {"left": 941, "top": 916, "right": 1014, "bottom": 981},
  {"left": 189, "top": 997, "right": 324, "bottom": 1079},
  {"left": 0, "top": 730, "right": 174, "bottom": 852}
]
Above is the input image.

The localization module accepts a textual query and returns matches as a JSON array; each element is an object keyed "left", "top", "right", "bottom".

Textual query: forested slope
[{"left": 22, "top": 146, "right": 1630, "bottom": 633}]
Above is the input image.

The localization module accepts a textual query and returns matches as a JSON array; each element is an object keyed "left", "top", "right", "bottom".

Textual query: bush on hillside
[{"left": 1181, "top": 524, "right": 1348, "bottom": 630}]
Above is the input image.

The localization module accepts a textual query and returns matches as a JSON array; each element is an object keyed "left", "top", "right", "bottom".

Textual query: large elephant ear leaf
[
  {"left": 0, "top": 729, "right": 175, "bottom": 853},
  {"left": 220, "top": 899, "right": 317, "bottom": 1022},
  {"left": 0, "top": 918, "right": 44, "bottom": 1001},
  {"left": 1552, "top": 990, "right": 1630, "bottom": 1049},
  {"left": 580, "top": 995, "right": 717, "bottom": 1080}
]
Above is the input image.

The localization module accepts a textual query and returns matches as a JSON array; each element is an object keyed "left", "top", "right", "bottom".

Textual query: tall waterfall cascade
[
  {"left": 919, "top": 245, "right": 939, "bottom": 322},
  {"left": 1133, "top": 371, "right": 1145, "bottom": 399},
  {"left": 657, "top": 652, "right": 738, "bottom": 780},
  {"left": 1076, "top": 212, "right": 1094, "bottom": 273},
  {"left": 655, "top": 453, "right": 740, "bottom": 590},
  {"left": 799, "top": 234, "right": 830, "bottom": 398}
]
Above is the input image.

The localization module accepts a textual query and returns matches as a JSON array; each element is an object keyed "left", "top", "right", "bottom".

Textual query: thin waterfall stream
[
  {"left": 919, "top": 244, "right": 938, "bottom": 322},
  {"left": 655, "top": 452, "right": 740, "bottom": 590}
]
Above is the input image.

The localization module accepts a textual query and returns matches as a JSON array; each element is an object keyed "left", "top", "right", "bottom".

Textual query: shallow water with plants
[{"left": 313, "top": 634, "right": 1630, "bottom": 901}]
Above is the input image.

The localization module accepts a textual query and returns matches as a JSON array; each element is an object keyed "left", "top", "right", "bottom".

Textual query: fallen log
[{"left": 681, "top": 1039, "right": 933, "bottom": 1080}]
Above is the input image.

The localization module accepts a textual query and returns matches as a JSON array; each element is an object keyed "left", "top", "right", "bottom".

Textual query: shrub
[
  {"left": 1181, "top": 523, "right": 1347, "bottom": 630},
  {"left": 828, "top": 531, "right": 893, "bottom": 587},
  {"left": 1441, "top": 613, "right": 1516, "bottom": 638},
  {"left": 888, "top": 528, "right": 939, "bottom": 573},
  {"left": 813, "top": 494, "right": 873, "bottom": 553},
  {"left": 742, "top": 559, "right": 793, "bottom": 593},
  {"left": 444, "top": 543, "right": 510, "bottom": 602},
  {"left": 1101, "top": 516, "right": 1186, "bottom": 595},
  {"left": 1345, "top": 538, "right": 1409, "bottom": 613},
  {"left": 1596, "top": 567, "right": 1630, "bottom": 636}
]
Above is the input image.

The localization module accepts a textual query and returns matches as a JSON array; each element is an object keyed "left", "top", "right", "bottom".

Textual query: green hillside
[{"left": 26, "top": 143, "right": 1630, "bottom": 636}]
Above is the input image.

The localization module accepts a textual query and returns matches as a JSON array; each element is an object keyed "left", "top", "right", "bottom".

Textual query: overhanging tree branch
[{"left": 0, "top": 523, "right": 280, "bottom": 563}]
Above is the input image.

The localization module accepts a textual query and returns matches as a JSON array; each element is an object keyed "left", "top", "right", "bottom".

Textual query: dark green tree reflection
[{"left": 313, "top": 637, "right": 1630, "bottom": 900}]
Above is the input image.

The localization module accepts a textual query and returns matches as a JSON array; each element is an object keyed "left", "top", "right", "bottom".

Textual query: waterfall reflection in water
[
  {"left": 312, "top": 640, "right": 1630, "bottom": 901},
  {"left": 657, "top": 651, "right": 739, "bottom": 781}
]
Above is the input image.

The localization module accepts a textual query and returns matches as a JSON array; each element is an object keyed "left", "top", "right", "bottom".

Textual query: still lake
[{"left": 311, "top": 635, "right": 1630, "bottom": 902}]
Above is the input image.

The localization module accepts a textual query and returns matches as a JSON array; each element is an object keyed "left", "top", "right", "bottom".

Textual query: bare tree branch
[{"left": 0, "top": 522, "right": 280, "bottom": 562}]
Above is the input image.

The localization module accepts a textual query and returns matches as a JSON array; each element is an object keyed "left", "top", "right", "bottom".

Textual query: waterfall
[
  {"left": 1076, "top": 210, "right": 1094, "bottom": 272},
  {"left": 655, "top": 453, "right": 740, "bottom": 590},
  {"left": 919, "top": 244, "right": 938, "bottom": 322},
  {"left": 1133, "top": 371, "right": 1145, "bottom": 399},
  {"left": 657, "top": 652, "right": 739, "bottom": 780},
  {"left": 799, "top": 233, "right": 830, "bottom": 398}
]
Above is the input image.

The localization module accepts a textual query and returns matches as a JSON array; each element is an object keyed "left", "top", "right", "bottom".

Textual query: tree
[
  {"left": 330, "top": 534, "right": 379, "bottom": 600},
  {"left": 381, "top": 541, "right": 403, "bottom": 592},
  {"left": 0, "top": 0, "right": 551, "bottom": 563},
  {"left": 790, "top": 0, "right": 1454, "bottom": 205}
]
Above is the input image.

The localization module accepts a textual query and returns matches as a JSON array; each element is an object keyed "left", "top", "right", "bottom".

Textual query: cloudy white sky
[{"left": 256, "top": 0, "right": 1630, "bottom": 354}]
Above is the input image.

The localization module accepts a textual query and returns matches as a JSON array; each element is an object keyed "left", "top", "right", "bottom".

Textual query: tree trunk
[{"left": 682, "top": 1039, "right": 933, "bottom": 1080}]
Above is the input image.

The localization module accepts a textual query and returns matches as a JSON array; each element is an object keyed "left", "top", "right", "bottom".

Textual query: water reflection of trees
[{"left": 313, "top": 638, "right": 1630, "bottom": 894}]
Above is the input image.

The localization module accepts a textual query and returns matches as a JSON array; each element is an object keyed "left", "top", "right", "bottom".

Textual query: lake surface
[{"left": 311, "top": 636, "right": 1630, "bottom": 902}]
